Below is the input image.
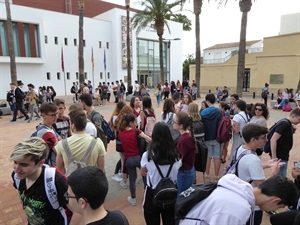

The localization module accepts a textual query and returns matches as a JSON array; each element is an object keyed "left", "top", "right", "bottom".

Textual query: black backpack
[
  {"left": 150, "top": 160, "right": 178, "bottom": 209},
  {"left": 175, "top": 182, "right": 218, "bottom": 220}
]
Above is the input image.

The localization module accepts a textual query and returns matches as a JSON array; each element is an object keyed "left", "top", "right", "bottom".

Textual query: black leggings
[{"left": 114, "top": 159, "right": 121, "bottom": 174}]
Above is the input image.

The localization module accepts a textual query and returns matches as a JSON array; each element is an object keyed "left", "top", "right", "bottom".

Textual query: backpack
[
  {"left": 13, "top": 165, "right": 68, "bottom": 225},
  {"left": 120, "top": 83, "right": 126, "bottom": 93},
  {"left": 261, "top": 91, "right": 267, "bottom": 98},
  {"left": 223, "top": 147, "right": 256, "bottom": 178},
  {"left": 164, "top": 86, "right": 170, "bottom": 92},
  {"left": 61, "top": 138, "right": 97, "bottom": 177},
  {"left": 194, "top": 138, "right": 208, "bottom": 172},
  {"left": 283, "top": 103, "right": 292, "bottom": 112},
  {"left": 166, "top": 113, "right": 180, "bottom": 142},
  {"left": 175, "top": 182, "right": 218, "bottom": 220},
  {"left": 263, "top": 118, "right": 290, "bottom": 153},
  {"left": 150, "top": 160, "right": 178, "bottom": 209},
  {"left": 193, "top": 121, "right": 205, "bottom": 138},
  {"left": 143, "top": 110, "right": 156, "bottom": 137},
  {"left": 70, "top": 86, "right": 76, "bottom": 94},
  {"left": 216, "top": 115, "right": 232, "bottom": 143}
]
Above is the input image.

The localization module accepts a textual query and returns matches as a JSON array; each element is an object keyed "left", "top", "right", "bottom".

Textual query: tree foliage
[{"left": 182, "top": 54, "right": 195, "bottom": 80}]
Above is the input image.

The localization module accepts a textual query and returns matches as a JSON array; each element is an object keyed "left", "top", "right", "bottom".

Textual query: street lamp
[
  {"left": 162, "top": 38, "right": 180, "bottom": 82},
  {"left": 125, "top": 0, "right": 131, "bottom": 90}
]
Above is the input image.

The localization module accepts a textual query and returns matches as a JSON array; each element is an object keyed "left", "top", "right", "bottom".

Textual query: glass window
[
  {"left": 0, "top": 21, "right": 8, "bottom": 56},
  {"left": 67, "top": 72, "right": 70, "bottom": 80},
  {"left": 74, "top": 38, "right": 77, "bottom": 46},
  {"left": 54, "top": 36, "right": 58, "bottom": 44},
  {"left": 76, "top": 72, "right": 79, "bottom": 80},
  {"left": 106, "top": 42, "right": 109, "bottom": 49},
  {"left": 44, "top": 35, "right": 48, "bottom": 44},
  {"left": 83, "top": 40, "right": 86, "bottom": 47},
  {"left": 57, "top": 72, "right": 60, "bottom": 80},
  {"left": 64, "top": 38, "right": 68, "bottom": 45},
  {"left": 99, "top": 41, "right": 102, "bottom": 48},
  {"left": 100, "top": 72, "right": 103, "bottom": 79},
  {"left": 12, "top": 22, "right": 20, "bottom": 56},
  {"left": 47, "top": 72, "right": 51, "bottom": 80},
  {"left": 23, "top": 24, "right": 31, "bottom": 57},
  {"left": 34, "top": 25, "right": 40, "bottom": 57},
  {"left": 107, "top": 72, "right": 110, "bottom": 79},
  {"left": 84, "top": 72, "right": 87, "bottom": 79}
]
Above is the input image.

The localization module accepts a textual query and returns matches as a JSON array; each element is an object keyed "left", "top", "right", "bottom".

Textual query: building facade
[
  {"left": 190, "top": 32, "right": 300, "bottom": 95},
  {"left": 0, "top": 0, "right": 183, "bottom": 99}
]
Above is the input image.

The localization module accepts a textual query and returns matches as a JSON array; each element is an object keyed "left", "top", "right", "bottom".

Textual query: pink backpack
[
  {"left": 283, "top": 103, "right": 292, "bottom": 112},
  {"left": 143, "top": 110, "right": 156, "bottom": 137}
]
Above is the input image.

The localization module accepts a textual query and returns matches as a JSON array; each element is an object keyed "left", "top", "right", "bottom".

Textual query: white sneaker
[
  {"left": 112, "top": 174, "right": 122, "bottom": 182},
  {"left": 120, "top": 180, "right": 127, "bottom": 189},
  {"left": 127, "top": 196, "right": 136, "bottom": 206}
]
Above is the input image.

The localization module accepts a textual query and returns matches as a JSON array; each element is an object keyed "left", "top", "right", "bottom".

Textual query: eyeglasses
[
  {"left": 64, "top": 192, "right": 77, "bottom": 202},
  {"left": 46, "top": 112, "right": 58, "bottom": 117},
  {"left": 255, "top": 108, "right": 262, "bottom": 112}
]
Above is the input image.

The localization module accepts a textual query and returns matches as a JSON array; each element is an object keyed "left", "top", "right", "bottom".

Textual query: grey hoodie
[{"left": 180, "top": 174, "right": 255, "bottom": 225}]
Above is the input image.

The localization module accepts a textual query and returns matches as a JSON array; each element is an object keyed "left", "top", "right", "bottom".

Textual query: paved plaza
[{"left": 0, "top": 94, "right": 299, "bottom": 225}]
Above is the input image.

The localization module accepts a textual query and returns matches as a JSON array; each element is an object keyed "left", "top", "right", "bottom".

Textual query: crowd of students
[{"left": 8, "top": 80, "right": 300, "bottom": 225}]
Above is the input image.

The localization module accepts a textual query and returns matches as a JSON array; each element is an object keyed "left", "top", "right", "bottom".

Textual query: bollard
[
  {"left": 209, "top": 89, "right": 211, "bottom": 93},
  {"left": 253, "top": 92, "right": 255, "bottom": 99},
  {"left": 271, "top": 93, "right": 274, "bottom": 100}
]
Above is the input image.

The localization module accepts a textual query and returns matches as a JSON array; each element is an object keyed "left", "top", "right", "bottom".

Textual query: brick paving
[{"left": 0, "top": 94, "right": 299, "bottom": 225}]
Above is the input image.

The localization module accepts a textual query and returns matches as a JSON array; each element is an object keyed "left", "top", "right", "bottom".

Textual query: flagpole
[
  {"left": 91, "top": 47, "right": 95, "bottom": 88},
  {"left": 61, "top": 45, "right": 67, "bottom": 96},
  {"left": 104, "top": 47, "right": 107, "bottom": 83}
]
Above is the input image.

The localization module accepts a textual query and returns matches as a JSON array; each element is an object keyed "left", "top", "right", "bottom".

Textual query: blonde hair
[
  {"left": 10, "top": 137, "right": 49, "bottom": 164},
  {"left": 188, "top": 103, "right": 201, "bottom": 121}
]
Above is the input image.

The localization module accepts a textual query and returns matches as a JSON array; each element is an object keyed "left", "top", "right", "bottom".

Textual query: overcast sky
[{"left": 103, "top": 0, "right": 300, "bottom": 58}]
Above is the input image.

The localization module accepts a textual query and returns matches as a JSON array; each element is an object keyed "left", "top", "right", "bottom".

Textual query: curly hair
[
  {"left": 114, "top": 105, "right": 133, "bottom": 131},
  {"left": 162, "top": 99, "right": 175, "bottom": 120},
  {"left": 118, "top": 114, "right": 136, "bottom": 131}
]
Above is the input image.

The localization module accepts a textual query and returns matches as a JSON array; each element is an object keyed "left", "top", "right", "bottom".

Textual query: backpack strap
[
  {"left": 44, "top": 167, "right": 68, "bottom": 225},
  {"left": 143, "top": 109, "right": 149, "bottom": 117},
  {"left": 233, "top": 148, "right": 255, "bottom": 183},
  {"left": 62, "top": 139, "right": 75, "bottom": 162},
  {"left": 80, "top": 138, "right": 97, "bottom": 163},
  {"left": 166, "top": 113, "right": 174, "bottom": 124}
]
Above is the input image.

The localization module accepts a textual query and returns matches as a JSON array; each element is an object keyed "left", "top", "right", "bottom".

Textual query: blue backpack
[{"left": 90, "top": 111, "right": 115, "bottom": 143}]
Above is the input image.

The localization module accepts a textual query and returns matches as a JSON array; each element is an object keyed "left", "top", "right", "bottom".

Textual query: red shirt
[
  {"left": 177, "top": 133, "right": 195, "bottom": 170},
  {"left": 118, "top": 128, "right": 142, "bottom": 160}
]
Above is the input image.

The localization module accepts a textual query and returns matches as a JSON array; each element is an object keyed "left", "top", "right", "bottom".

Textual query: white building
[{"left": 0, "top": 0, "right": 183, "bottom": 99}]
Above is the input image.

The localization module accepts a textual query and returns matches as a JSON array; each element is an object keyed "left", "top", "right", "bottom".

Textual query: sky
[{"left": 103, "top": 0, "right": 300, "bottom": 58}]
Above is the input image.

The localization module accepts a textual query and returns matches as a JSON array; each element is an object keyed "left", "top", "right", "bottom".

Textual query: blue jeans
[
  {"left": 278, "top": 160, "right": 288, "bottom": 177},
  {"left": 279, "top": 99, "right": 288, "bottom": 109},
  {"left": 126, "top": 156, "right": 141, "bottom": 198},
  {"left": 177, "top": 167, "right": 196, "bottom": 195},
  {"left": 156, "top": 94, "right": 161, "bottom": 106}
]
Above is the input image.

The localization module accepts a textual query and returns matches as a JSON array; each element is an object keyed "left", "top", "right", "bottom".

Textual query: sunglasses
[{"left": 255, "top": 108, "right": 262, "bottom": 111}]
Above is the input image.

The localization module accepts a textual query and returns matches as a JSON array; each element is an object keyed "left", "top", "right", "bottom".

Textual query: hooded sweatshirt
[
  {"left": 180, "top": 174, "right": 255, "bottom": 225},
  {"left": 200, "top": 106, "right": 222, "bottom": 141}
]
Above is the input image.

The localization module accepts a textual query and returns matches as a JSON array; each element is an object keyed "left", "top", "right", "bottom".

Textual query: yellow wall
[{"left": 190, "top": 32, "right": 300, "bottom": 95}]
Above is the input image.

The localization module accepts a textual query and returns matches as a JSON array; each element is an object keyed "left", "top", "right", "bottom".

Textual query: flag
[
  {"left": 104, "top": 48, "right": 106, "bottom": 71},
  {"left": 61, "top": 46, "right": 64, "bottom": 72},
  {"left": 91, "top": 47, "right": 94, "bottom": 72}
]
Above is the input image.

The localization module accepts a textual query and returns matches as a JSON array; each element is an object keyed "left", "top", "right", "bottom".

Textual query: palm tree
[
  {"left": 132, "top": 0, "right": 184, "bottom": 83},
  {"left": 5, "top": 0, "right": 17, "bottom": 83},
  {"left": 219, "top": 0, "right": 253, "bottom": 97},
  {"left": 194, "top": 0, "right": 203, "bottom": 97},
  {"left": 125, "top": 0, "right": 132, "bottom": 90},
  {"left": 78, "top": 0, "right": 84, "bottom": 89},
  {"left": 166, "top": 13, "right": 192, "bottom": 31}
]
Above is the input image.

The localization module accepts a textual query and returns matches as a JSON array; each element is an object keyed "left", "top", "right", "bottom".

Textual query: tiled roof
[{"left": 204, "top": 40, "right": 261, "bottom": 50}]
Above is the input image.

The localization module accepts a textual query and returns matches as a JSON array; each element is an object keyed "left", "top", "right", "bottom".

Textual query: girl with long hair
[
  {"left": 161, "top": 99, "right": 176, "bottom": 123},
  {"left": 130, "top": 96, "right": 141, "bottom": 117},
  {"left": 229, "top": 100, "right": 250, "bottom": 162},
  {"left": 179, "top": 93, "right": 193, "bottom": 113},
  {"left": 173, "top": 112, "right": 196, "bottom": 193},
  {"left": 118, "top": 114, "right": 151, "bottom": 206},
  {"left": 141, "top": 122, "right": 181, "bottom": 225},
  {"left": 140, "top": 96, "right": 156, "bottom": 132}
]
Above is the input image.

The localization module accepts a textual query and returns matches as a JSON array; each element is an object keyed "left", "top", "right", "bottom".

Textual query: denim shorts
[{"left": 205, "top": 139, "right": 222, "bottom": 158}]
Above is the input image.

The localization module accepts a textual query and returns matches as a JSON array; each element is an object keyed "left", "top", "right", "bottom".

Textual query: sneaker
[
  {"left": 10, "top": 119, "right": 16, "bottom": 122},
  {"left": 24, "top": 117, "right": 29, "bottom": 121},
  {"left": 27, "top": 119, "right": 31, "bottom": 123},
  {"left": 112, "top": 174, "right": 123, "bottom": 182},
  {"left": 127, "top": 196, "right": 136, "bottom": 206},
  {"left": 120, "top": 180, "right": 127, "bottom": 189}
]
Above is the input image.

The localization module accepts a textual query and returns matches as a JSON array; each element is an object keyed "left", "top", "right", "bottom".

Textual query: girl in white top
[
  {"left": 141, "top": 122, "right": 181, "bottom": 225},
  {"left": 178, "top": 93, "right": 193, "bottom": 113},
  {"left": 161, "top": 99, "right": 176, "bottom": 123},
  {"left": 229, "top": 100, "right": 250, "bottom": 162}
]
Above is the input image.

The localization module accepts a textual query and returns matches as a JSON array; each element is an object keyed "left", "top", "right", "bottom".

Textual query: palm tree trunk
[
  {"left": 159, "top": 34, "right": 164, "bottom": 83},
  {"left": 195, "top": 13, "right": 201, "bottom": 98},
  {"left": 78, "top": 0, "right": 84, "bottom": 89},
  {"left": 5, "top": 0, "right": 17, "bottom": 83},
  {"left": 297, "top": 79, "right": 300, "bottom": 92},
  {"left": 236, "top": 11, "right": 248, "bottom": 98}
]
